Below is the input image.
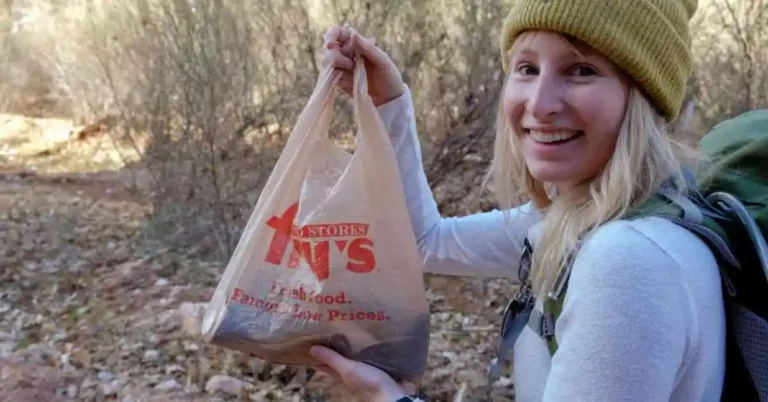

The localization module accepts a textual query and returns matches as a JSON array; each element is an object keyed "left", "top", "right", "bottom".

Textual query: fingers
[
  {"left": 330, "top": 49, "right": 354, "bottom": 70},
  {"left": 320, "top": 45, "right": 354, "bottom": 71},
  {"left": 321, "top": 25, "right": 357, "bottom": 72},
  {"left": 324, "top": 25, "right": 352, "bottom": 48},
  {"left": 339, "top": 31, "right": 356, "bottom": 59},
  {"left": 313, "top": 364, "right": 341, "bottom": 380},
  {"left": 310, "top": 345, "right": 355, "bottom": 379},
  {"left": 323, "top": 25, "right": 388, "bottom": 69},
  {"left": 325, "top": 26, "right": 373, "bottom": 57}
]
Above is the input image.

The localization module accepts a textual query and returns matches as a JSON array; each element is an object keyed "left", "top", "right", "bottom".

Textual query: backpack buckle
[
  {"left": 502, "top": 237, "right": 536, "bottom": 337},
  {"left": 501, "top": 284, "right": 534, "bottom": 338}
]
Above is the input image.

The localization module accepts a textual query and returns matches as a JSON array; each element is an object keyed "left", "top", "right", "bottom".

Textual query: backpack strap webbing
[{"left": 542, "top": 295, "right": 563, "bottom": 355}]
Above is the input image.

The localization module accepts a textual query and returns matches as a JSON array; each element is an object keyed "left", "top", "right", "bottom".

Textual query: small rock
[
  {"left": 69, "top": 349, "right": 91, "bottom": 368},
  {"left": 100, "top": 379, "right": 120, "bottom": 396},
  {"left": 60, "top": 353, "right": 71, "bottom": 366},
  {"left": 252, "top": 358, "right": 270, "bottom": 377},
  {"left": 205, "top": 375, "right": 247, "bottom": 396},
  {"left": 143, "top": 349, "right": 160, "bottom": 362},
  {"left": 167, "top": 341, "right": 183, "bottom": 357},
  {"left": 496, "top": 376, "right": 514, "bottom": 387},
  {"left": 60, "top": 361, "right": 76, "bottom": 373},
  {"left": 0, "top": 341, "right": 14, "bottom": 358},
  {"left": 66, "top": 385, "right": 78, "bottom": 398},
  {"left": 463, "top": 153, "right": 483, "bottom": 162},
  {"left": 155, "top": 278, "right": 169, "bottom": 287},
  {"left": 178, "top": 302, "right": 207, "bottom": 337},
  {"left": 155, "top": 310, "right": 178, "bottom": 331},
  {"left": 154, "top": 379, "right": 182, "bottom": 392},
  {"left": 165, "top": 364, "right": 185, "bottom": 375},
  {"left": 98, "top": 370, "right": 116, "bottom": 382},
  {"left": 1, "top": 361, "right": 16, "bottom": 381},
  {"left": 145, "top": 374, "right": 162, "bottom": 384},
  {"left": 119, "top": 384, "right": 146, "bottom": 402},
  {"left": 183, "top": 341, "right": 199, "bottom": 352},
  {"left": 79, "top": 376, "right": 97, "bottom": 390},
  {"left": 22, "top": 343, "right": 58, "bottom": 364}
]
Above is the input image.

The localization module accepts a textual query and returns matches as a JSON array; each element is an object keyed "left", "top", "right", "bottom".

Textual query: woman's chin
[{"left": 528, "top": 166, "right": 578, "bottom": 186}]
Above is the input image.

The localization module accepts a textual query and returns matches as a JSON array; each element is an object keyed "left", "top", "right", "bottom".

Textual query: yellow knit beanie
[{"left": 500, "top": 0, "right": 697, "bottom": 122}]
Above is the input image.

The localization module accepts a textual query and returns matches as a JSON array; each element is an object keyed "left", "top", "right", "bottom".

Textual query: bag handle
[{"left": 302, "top": 55, "right": 374, "bottom": 146}]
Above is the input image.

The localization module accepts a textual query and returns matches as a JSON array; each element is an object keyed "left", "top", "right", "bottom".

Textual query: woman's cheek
[{"left": 503, "top": 83, "right": 527, "bottom": 130}]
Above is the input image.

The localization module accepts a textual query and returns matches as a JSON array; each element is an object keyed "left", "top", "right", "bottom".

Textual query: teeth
[{"left": 528, "top": 130, "right": 580, "bottom": 143}]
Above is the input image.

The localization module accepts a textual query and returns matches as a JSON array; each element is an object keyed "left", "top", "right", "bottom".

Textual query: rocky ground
[{"left": 0, "top": 114, "right": 519, "bottom": 401}]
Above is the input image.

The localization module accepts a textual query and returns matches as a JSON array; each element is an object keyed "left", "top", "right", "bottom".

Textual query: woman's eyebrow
[{"left": 513, "top": 48, "right": 537, "bottom": 59}]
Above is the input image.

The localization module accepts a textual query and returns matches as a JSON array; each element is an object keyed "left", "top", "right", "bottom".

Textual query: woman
[{"left": 311, "top": 0, "right": 726, "bottom": 401}]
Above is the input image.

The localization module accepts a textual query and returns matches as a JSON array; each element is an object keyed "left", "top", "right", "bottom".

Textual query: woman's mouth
[{"left": 525, "top": 129, "right": 584, "bottom": 145}]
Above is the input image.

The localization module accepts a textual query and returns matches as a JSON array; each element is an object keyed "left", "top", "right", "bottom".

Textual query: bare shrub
[
  {"left": 0, "top": 1, "right": 69, "bottom": 117},
  {"left": 2, "top": 0, "right": 766, "bottom": 258},
  {"left": 691, "top": 0, "right": 768, "bottom": 130},
  {"left": 3, "top": 0, "right": 320, "bottom": 258},
  {"left": 105, "top": 0, "right": 324, "bottom": 258}
]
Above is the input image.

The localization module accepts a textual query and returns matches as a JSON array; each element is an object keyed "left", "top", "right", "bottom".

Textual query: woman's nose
[{"left": 525, "top": 76, "right": 564, "bottom": 121}]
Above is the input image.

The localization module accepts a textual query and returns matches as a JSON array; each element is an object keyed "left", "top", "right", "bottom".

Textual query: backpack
[{"left": 489, "top": 109, "right": 768, "bottom": 401}]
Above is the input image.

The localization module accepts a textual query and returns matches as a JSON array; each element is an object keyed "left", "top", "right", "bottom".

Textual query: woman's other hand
[{"left": 310, "top": 345, "right": 412, "bottom": 402}]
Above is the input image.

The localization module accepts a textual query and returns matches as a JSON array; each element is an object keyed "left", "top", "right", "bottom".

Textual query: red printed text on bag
[{"left": 264, "top": 202, "right": 376, "bottom": 280}]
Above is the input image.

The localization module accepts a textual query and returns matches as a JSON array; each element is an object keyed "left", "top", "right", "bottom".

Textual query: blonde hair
[{"left": 488, "top": 33, "right": 697, "bottom": 297}]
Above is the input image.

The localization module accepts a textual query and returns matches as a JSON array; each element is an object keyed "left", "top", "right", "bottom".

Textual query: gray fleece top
[{"left": 376, "top": 87, "right": 726, "bottom": 402}]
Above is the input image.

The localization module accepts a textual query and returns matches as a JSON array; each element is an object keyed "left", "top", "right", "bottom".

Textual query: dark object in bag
[
  {"left": 208, "top": 301, "right": 430, "bottom": 382},
  {"left": 321, "top": 316, "right": 431, "bottom": 382}
]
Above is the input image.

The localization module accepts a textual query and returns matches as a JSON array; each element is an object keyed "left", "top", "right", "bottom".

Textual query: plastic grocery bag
[{"left": 201, "top": 56, "right": 431, "bottom": 382}]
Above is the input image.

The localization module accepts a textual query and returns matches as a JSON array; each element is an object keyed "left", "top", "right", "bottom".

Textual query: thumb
[{"left": 310, "top": 345, "right": 354, "bottom": 377}]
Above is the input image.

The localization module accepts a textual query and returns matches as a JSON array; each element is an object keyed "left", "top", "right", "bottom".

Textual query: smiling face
[{"left": 503, "top": 30, "right": 630, "bottom": 192}]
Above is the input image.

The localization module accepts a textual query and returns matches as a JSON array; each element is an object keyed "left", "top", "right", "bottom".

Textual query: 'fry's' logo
[{"left": 264, "top": 203, "right": 376, "bottom": 280}]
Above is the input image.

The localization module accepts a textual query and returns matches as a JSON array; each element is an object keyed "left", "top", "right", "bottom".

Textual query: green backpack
[{"left": 491, "top": 109, "right": 768, "bottom": 401}]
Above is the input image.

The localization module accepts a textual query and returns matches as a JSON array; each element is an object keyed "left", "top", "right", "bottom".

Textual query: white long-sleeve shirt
[{"left": 376, "top": 87, "right": 726, "bottom": 402}]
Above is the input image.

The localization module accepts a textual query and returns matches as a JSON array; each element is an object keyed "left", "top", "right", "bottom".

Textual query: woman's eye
[
  {"left": 570, "top": 65, "right": 598, "bottom": 77},
  {"left": 518, "top": 64, "right": 539, "bottom": 75}
]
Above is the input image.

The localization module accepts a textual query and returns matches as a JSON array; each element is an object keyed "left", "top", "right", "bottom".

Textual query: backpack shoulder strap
[{"left": 535, "top": 188, "right": 728, "bottom": 357}]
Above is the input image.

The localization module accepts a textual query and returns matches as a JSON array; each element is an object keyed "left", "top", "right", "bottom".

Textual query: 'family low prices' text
[{"left": 229, "top": 283, "right": 389, "bottom": 323}]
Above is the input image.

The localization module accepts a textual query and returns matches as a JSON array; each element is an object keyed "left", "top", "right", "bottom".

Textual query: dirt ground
[{"left": 0, "top": 114, "right": 519, "bottom": 401}]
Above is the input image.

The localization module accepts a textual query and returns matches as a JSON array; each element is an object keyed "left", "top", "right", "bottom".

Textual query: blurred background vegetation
[{"left": 1, "top": 0, "right": 766, "bottom": 258}]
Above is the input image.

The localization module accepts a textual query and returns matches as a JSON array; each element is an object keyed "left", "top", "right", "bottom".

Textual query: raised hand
[{"left": 320, "top": 25, "right": 406, "bottom": 106}]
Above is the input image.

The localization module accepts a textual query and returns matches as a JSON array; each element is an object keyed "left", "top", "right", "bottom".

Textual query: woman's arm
[{"left": 376, "top": 87, "right": 540, "bottom": 279}]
